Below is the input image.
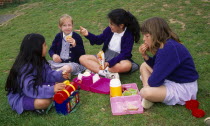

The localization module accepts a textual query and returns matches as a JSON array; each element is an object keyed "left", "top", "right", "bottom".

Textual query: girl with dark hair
[
  {"left": 139, "top": 17, "right": 199, "bottom": 109},
  {"left": 5, "top": 33, "right": 69, "bottom": 114},
  {"left": 76, "top": 8, "right": 140, "bottom": 79}
]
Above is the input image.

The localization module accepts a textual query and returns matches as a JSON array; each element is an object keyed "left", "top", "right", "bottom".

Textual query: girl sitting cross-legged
[
  {"left": 76, "top": 9, "right": 140, "bottom": 79},
  {"left": 139, "top": 17, "right": 199, "bottom": 109},
  {"left": 5, "top": 33, "right": 69, "bottom": 114}
]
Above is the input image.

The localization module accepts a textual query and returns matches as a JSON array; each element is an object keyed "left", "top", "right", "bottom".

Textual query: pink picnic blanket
[{"left": 73, "top": 73, "right": 111, "bottom": 94}]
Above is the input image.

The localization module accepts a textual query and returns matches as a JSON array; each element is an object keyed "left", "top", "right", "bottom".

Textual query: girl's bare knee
[
  {"left": 35, "top": 99, "right": 52, "bottom": 109},
  {"left": 140, "top": 87, "right": 152, "bottom": 99},
  {"left": 114, "top": 61, "right": 132, "bottom": 73},
  {"left": 140, "top": 62, "right": 147, "bottom": 73},
  {"left": 79, "top": 55, "right": 86, "bottom": 63}
]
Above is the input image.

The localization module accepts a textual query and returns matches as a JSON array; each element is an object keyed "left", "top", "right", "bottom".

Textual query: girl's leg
[
  {"left": 139, "top": 62, "right": 167, "bottom": 101},
  {"left": 140, "top": 86, "right": 166, "bottom": 102},
  {"left": 139, "top": 62, "right": 166, "bottom": 108},
  {"left": 108, "top": 60, "right": 132, "bottom": 73},
  {"left": 34, "top": 98, "right": 52, "bottom": 109},
  {"left": 79, "top": 55, "right": 100, "bottom": 73},
  {"left": 58, "top": 65, "right": 72, "bottom": 73},
  {"left": 139, "top": 62, "right": 153, "bottom": 87}
]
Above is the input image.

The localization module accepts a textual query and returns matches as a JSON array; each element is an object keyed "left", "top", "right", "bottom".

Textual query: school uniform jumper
[
  {"left": 145, "top": 39, "right": 199, "bottom": 87},
  {"left": 49, "top": 32, "right": 85, "bottom": 64},
  {"left": 7, "top": 63, "right": 65, "bottom": 114},
  {"left": 85, "top": 27, "right": 134, "bottom": 68}
]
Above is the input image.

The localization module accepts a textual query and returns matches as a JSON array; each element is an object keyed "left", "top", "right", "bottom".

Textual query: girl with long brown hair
[{"left": 139, "top": 17, "right": 199, "bottom": 109}]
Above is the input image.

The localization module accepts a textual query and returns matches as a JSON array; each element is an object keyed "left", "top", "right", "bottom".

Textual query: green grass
[{"left": 0, "top": 0, "right": 210, "bottom": 125}]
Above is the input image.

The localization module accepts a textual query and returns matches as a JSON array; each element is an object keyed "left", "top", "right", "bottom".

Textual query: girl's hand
[
  {"left": 139, "top": 43, "right": 149, "bottom": 60},
  {"left": 66, "top": 37, "right": 76, "bottom": 47},
  {"left": 62, "top": 70, "right": 70, "bottom": 79},
  {"left": 75, "top": 26, "right": 88, "bottom": 36},
  {"left": 53, "top": 54, "right": 62, "bottom": 63},
  {"left": 54, "top": 83, "right": 66, "bottom": 93}
]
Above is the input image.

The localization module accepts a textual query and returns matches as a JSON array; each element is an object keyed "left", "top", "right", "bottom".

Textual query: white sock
[
  {"left": 139, "top": 75, "right": 142, "bottom": 81},
  {"left": 141, "top": 98, "right": 154, "bottom": 109},
  {"left": 98, "top": 70, "right": 105, "bottom": 76}
]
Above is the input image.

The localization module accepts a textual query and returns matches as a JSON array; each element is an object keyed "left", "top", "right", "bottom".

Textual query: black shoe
[{"left": 35, "top": 109, "right": 45, "bottom": 114}]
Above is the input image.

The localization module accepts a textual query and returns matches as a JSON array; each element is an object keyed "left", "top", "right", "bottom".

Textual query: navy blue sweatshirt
[
  {"left": 49, "top": 32, "right": 85, "bottom": 64},
  {"left": 146, "top": 39, "right": 199, "bottom": 87}
]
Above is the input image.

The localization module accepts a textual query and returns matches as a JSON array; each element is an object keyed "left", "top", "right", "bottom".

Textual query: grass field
[{"left": 0, "top": 0, "right": 210, "bottom": 125}]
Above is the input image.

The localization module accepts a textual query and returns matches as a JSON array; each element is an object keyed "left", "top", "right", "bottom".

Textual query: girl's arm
[
  {"left": 71, "top": 33, "right": 85, "bottom": 62},
  {"left": 48, "top": 33, "right": 61, "bottom": 57},
  {"left": 44, "top": 63, "right": 65, "bottom": 83},
  {"left": 148, "top": 45, "right": 180, "bottom": 87},
  {"left": 21, "top": 73, "right": 56, "bottom": 99},
  {"left": 145, "top": 56, "right": 156, "bottom": 68},
  {"left": 22, "top": 77, "right": 65, "bottom": 99},
  {"left": 20, "top": 65, "right": 66, "bottom": 99},
  {"left": 139, "top": 43, "right": 149, "bottom": 60},
  {"left": 85, "top": 27, "right": 110, "bottom": 45}
]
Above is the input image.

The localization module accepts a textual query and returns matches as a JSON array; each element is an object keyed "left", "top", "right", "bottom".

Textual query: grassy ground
[{"left": 0, "top": 0, "right": 209, "bottom": 125}]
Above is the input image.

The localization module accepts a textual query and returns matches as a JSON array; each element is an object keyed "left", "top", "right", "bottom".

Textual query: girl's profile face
[
  {"left": 59, "top": 18, "right": 73, "bottom": 35},
  {"left": 42, "top": 42, "right": 47, "bottom": 57},
  {"left": 109, "top": 20, "right": 124, "bottom": 33},
  {"left": 143, "top": 33, "right": 152, "bottom": 48}
]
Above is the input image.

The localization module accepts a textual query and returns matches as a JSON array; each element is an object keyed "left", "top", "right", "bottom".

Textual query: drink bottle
[{"left": 110, "top": 79, "right": 122, "bottom": 97}]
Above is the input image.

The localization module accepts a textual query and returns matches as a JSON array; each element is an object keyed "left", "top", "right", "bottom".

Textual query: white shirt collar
[{"left": 113, "top": 27, "right": 127, "bottom": 37}]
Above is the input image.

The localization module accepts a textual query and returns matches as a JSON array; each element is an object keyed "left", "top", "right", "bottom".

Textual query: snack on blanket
[
  {"left": 122, "top": 90, "right": 132, "bottom": 96},
  {"left": 97, "top": 50, "right": 105, "bottom": 70},
  {"left": 127, "top": 104, "right": 139, "bottom": 111},
  {"left": 83, "top": 71, "right": 91, "bottom": 77},
  {"left": 122, "top": 88, "right": 138, "bottom": 96}
]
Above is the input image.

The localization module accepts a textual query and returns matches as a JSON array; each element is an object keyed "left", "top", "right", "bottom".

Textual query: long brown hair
[{"left": 141, "top": 17, "right": 181, "bottom": 54}]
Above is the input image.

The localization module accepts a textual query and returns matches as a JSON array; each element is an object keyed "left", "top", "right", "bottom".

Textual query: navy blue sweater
[
  {"left": 85, "top": 27, "right": 134, "bottom": 67},
  {"left": 48, "top": 32, "right": 85, "bottom": 64},
  {"left": 146, "top": 39, "right": 199, "bottom": 87}
]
